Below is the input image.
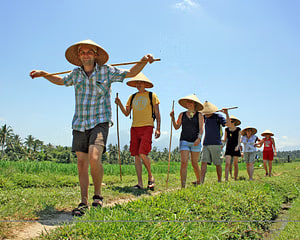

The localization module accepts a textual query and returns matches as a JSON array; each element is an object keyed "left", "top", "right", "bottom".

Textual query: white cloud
[{"left": 174, "top": 0, "right": 200, "bottom": 11}]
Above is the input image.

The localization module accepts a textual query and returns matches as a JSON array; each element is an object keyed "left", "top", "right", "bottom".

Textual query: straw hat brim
[
  {"left": 230, "top": 115, "right": 241, "bottom": 126},
  {"left": 201, "top": 101, "right": 218, "bottom": 114},
  {"left": 65, "top": 40, "right": 109, "bottom": 66},
  {"left": 178, "top": 95, "right": 203, "bottom": 112},
  {"left": 261, "top": 130, "right": 274, "bottom": 136},
  {"left": 126, "top": 81, "right": 153, "bottom": 88},
  {"left": 241, "top": 127, "right": 257, "bottom": 136},
  {"left": 126, "top": 73, "right": 153, "bottom": 88}
]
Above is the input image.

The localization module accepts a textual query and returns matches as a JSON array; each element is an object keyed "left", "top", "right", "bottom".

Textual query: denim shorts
[{"left": 180, "top": 140, "right": 202, "bottom": 152}]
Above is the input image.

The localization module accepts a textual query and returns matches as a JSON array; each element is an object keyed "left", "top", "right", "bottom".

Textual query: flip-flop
[
  {"left": 72, "top": 203, "right": 89, "bottom": 217},
  {"left": 92, "top": 195, "right": 103, "bottom": 208}
]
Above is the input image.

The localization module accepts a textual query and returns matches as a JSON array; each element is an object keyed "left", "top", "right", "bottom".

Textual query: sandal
[
  {"left": 192, "top": 181, "right": 200, "bottom": 185},
  {"left": 72, "top": 203, "right": 89, "bottom": 217},
  {"left": 132, "top": 184, "right": 143, "bottom": 189},
  {"left": 92, "top": 195, "right": 104, "bottom": 208},
  {"left": 147, "top": 180, "right": 155, "bottom": 191}
]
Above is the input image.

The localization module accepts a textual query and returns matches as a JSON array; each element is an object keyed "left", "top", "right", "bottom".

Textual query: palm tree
[
  {"left": 108, "top": 144, "right": 118, "bottom": 164},
  {"left": 24, "top": 135, "right": 35, "bottom": 154},
  {"left": 6, "top": 133, "right": 24, "bottom": 160},
  {"left": 0, "top": 124, "right": 13, "bottom": 158}
]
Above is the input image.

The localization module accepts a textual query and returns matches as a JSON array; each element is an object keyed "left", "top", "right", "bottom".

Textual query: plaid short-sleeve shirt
[{"left": 63, "top": 64, "right": 128, "bottom": 132}]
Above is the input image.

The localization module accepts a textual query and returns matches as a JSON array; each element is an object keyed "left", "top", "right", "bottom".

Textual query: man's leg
[
  {"left": 134, "top": 155, "right": 143, "bottom": 187},
  {"left": 200, "top": 162, "right": 208, "bottom": 184},
  {"left": 76, "top": 151, "right": 89, "bottom": 205},
  {"left": 140, "top": 154, "right": 154, "bottom": 184},
  {"left": 88, "top": 145, "right": 104, "bottom": 202},
  {"left": 216, "top": 165, "right": 222, "bottom": 182},
  {"left": 180, "top": 150, "right": 190, "bottom": 188}
]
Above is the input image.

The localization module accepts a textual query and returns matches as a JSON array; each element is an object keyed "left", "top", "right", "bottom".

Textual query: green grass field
[{"left": 0, "top": 160, "right": 299, "bottom": 239}]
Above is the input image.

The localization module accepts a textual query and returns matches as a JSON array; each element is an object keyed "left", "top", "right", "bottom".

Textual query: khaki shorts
[
  {"left": 72, "top": 123, "right": 109, "bottom": 153},
  {"left": 201, "top": 145, "right": 223, "bottom": 165},
  {"left": 244, "top": 152, "right": 256, "bottom": 163}
]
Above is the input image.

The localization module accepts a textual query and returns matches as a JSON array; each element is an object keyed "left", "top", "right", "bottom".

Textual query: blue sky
[{"left": 1, "top": 0, "right": 299, "bottom": 151}]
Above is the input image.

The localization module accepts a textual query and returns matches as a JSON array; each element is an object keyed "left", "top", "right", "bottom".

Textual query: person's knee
[{"left": 181, "top": 161, "right": 188, "bottom": 168}]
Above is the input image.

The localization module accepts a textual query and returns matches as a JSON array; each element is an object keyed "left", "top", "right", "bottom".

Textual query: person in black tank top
[
  {"left": 222, "top": 116, "right": 242, "bottom": 181},
  {"left": 170, "top": 94, "right": 204, "bottom": 188}
]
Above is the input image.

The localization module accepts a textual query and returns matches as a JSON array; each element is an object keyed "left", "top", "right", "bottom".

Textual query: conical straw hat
[
  {"left": 200, "top": 101, "right": 218, "bottom": 114},
  {"left": 261, "top": 129, "right": 274, "bottom": 137},
  {"left": 126, "top": 72, "right": 153, "bottom": 88},
  {"left": 241, "top": 126, "right": 257, "bottom": 136},
  {"left": 230, "top": 115, "right": 241, "bottom": 126},
  {"left": 65, "top": 39, "right": 109, "bottom": 66},
  {"left": 178, "top": 94, "right": 203, "bottom": 112}
]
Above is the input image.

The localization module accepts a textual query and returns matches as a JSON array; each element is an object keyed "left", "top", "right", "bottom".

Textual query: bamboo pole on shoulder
[
  {"left": 166, "top": 100, "right": 175, "bottom": 190},
  {"left": 216, "top": 106, "right": 238, "bottom": 112},
  {"left": 40, "top": 59, "right": 161, "bottom": 77}
]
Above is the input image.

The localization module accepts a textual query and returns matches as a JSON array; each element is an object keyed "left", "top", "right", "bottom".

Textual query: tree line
[
  {"left": 0, "top": 124, "right": 180, "bottom": 164},
  {"left": 1, "top": 124, "right": 299, "bottom": 164}
]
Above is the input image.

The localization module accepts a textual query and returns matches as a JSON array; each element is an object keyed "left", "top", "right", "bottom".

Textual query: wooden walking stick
[
  {"left": 116, "top": 93, "right": 122, "bottom": 181},
  {"left": 40, "top": 59, "right": 161, "bottom": 77},
  {"left": 166, "top": 100, "right": 175, "bottom": 190}
]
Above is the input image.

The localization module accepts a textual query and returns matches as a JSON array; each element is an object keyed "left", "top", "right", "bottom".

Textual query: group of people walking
[{"left": 29, "top": 39, "right": 277, "bottom": 216}]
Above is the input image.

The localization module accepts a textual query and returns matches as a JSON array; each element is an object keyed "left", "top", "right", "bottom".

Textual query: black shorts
[
  {"left": 225, "top": 148, "right": 241, "bottom": 157},
  {"left": 72, "top": 123, "right": 109, "bottom": 153}
]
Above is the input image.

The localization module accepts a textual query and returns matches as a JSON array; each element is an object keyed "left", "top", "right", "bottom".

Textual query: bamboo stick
[
  {"left": 116, "top": 93, "right": 122, "bottom": 181},
  {"left": 166, "top": 100, "right": 175, "bottom": 190},
  {"left": 39, "top": 59, "right": 161, "bottom": 77},
  {"left": 216, "top": 106, "right": 238, "bottom": 112}
]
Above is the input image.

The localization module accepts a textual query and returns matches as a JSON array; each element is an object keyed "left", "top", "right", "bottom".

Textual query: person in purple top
[{"left": 200, "top": 101, "right": 230, "bottom": 183}]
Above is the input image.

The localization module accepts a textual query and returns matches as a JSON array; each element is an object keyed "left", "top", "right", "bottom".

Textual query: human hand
[
  {"left": 142, "top": 54, "right": 154, "bottom": 64},
  {"left": 29, "top": 70, "right": 47, "bottom": 79},
  {"left": 115, "top": 97, "right": 121, "bottom": 106},
  {"left": 170, "top": 110, "right": 175, "bottom": 119},
  {"left": 155, "top": 129, "right": 160, "bottom": 139},
  {"left": 235, "top": 146, "right": 239, "bottom": 151},
  {"left": 274, "top": 152, "right": 277, "bottom": 156},
  {"left": 221, "top": 108, "right": 228, "bottom": 114},
  {"left": 193, "top": 138, "right": 200, "bottom": 146}
]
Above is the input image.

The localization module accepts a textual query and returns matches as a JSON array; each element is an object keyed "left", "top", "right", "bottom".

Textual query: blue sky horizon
[{"left": 1, "top": 0, "right": 299, "bottom": 151}]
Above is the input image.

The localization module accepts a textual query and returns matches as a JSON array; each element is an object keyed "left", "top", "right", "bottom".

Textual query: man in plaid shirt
[{"left": 30, "top": 39, "right": 155, "bottom": 216}]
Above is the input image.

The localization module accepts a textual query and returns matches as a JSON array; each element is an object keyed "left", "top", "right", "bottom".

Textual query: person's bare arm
[
  {"left": 154, "top": 104, "right": 161, "bottom": 139},
  {"left": 272, "top": 138, "right": 277, "bottom": 156},
  {"left": 115, "top": 96, "right": 130, "bottom": 116},
  {"left": 170, "top": 111, "right": 182, "bottom": 130},
  {"left": 125, "top": 54, "right": 155, "bottom": 78},
  {"left": 29, "top": 70, "right": 64, "bottom": 85}
]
